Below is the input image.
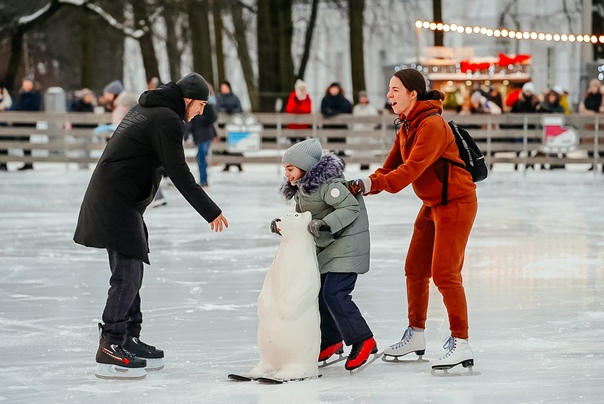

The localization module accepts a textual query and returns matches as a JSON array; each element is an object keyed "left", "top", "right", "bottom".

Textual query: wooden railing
[{"left": 0, "top": 111, "right": 602, "bottom": 168}]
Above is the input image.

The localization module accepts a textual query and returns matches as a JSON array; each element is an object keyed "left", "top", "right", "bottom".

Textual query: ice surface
[{"left": 0, "top": 162, "right": 603, "bottom": 404}]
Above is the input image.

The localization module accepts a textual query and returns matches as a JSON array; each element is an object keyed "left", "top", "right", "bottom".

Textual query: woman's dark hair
[
  {"left": 392, "top": 68, "right": 445, "bottom": 101},
  {"left": 324, "top": 82, "right": 344, "bottom": 97}
]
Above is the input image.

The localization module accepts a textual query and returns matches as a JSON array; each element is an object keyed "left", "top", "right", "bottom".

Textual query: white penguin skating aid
[
  {"left": 382, "top": 327, "right": 428, "bottom": 363},
  {"left": 431, "top": 336, "right": 479, "bottom": 376},
  {"left": 228, "top": 211, "right": 321, "bottom": 382}
]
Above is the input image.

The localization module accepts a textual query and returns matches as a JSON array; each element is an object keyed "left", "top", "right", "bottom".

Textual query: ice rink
[{"left": 1, "top": 161, "right": 603, "bottom": 404}]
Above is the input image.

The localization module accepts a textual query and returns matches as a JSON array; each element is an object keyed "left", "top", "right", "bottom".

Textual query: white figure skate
[
  {"left": 431, "top": 336, "right": 479, "bottom": 376},
  {"left": 382, "top": 327, "right": 428, "bottom": 363}
]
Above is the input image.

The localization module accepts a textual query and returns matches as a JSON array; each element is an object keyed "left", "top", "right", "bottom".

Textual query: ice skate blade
[
  {"left": 349, "top": 352, "right": 383, "bottom": 375},
  {"left": 431, "top": 364, "right": 480, "bottom": 377},
  {"left": 382, "top": 353, "right": 428, "bottom": 364},
  {"left": 95, "top": 364, "right": 147, "bottom": 380},
  {"left": 256, "top": 374, "right": 322, "bottom": 384},
  {"left": 145, "top": 358, "right": 164, "bottom": 371},
  {"left": 228, "top": 373, "right": 257, "bottom": 382},
  {"left": 318, "top": 353, "right": 347, "bottom": 368}
]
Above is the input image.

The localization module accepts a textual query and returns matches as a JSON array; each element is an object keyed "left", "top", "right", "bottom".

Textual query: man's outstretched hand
[{"left": 210, "top": 214, "right": 229, "bottom": 232}]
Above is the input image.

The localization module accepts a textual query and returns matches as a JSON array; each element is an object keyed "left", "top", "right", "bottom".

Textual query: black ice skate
[
  {"left": 124, "top": 336, "right": 165, "bottom": 371},
  {"left": 95, "top": 324, "right": 147, "bottom": 380}
]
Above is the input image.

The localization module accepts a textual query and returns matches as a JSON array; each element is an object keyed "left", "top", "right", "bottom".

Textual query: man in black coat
[{"left": 74, "top": 73, "right": 229, "bottom": 379}]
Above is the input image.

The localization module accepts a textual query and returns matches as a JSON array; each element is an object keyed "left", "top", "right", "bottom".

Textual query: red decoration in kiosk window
[
  {"left": 460, "top": 61, "right": 491, "bottom": 73},
  {"left": 460, "top": 53, "right": 531, "bottom": 73},
  {"left": 497, "top": 53, "right": 531, "bottom": 66}
]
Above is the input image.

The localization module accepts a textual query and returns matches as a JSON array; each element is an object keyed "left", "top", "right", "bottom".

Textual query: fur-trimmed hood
[{"left": 279, "top": 153, "right": 345, "bottom": 199}]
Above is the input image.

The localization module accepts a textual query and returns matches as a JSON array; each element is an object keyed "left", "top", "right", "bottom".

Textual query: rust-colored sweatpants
[{"left": 404, "top": 199, "right": 477, "bottom": 340}]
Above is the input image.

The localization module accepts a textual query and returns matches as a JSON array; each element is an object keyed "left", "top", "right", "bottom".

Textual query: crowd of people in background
[{"left": 2, "top": 75, "right": 604, "bottom": 173}]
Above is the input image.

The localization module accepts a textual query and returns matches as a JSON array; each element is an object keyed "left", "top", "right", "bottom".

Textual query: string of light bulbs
[{"left": 415, "top": 20, "right": 604, "bottom": 44}]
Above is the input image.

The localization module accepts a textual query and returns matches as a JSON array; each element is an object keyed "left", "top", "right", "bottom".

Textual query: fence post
[
  {"left": 523, "top": 115, "right": 528, "bottom": 170},
  {"left": 44, "top": 87, "right": 67, "bottom": 167},
  {"left": 595, "top": 114, "right": 600, "bottom": 172}
]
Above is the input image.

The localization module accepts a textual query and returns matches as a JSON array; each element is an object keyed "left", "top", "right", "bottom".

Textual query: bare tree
[
  {"left": 1, "top": 0, "right": 138, "bottom": 91},
  {"left": 257, "top": 0, "right": 295, "bottom": 111},
  {"left": 349, "top": 0, "right": 366, "bottom": 104},
  {"left": 433, "top": 0, "right": 443, "bottom": 46},
  {"left": 188, "top": 0, "right": 214, "bottom": 83},
  {"left": 212, "top": 0, "right": 226, "bottom": 86},
  {"left": 230, "top": 0, "right": 259, "bottom": 111},
  {"left": 296, "top": 0, "right": 319, "bottom": 80},
  {"left": 593, "top": 0, "right": 604, "bottom": 59},
  {"left": 130, "top": 0, "right": 161, "bottom": 84}
]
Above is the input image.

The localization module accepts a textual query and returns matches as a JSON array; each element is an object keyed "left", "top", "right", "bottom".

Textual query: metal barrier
[{"left": 0, "top": 111, "right": 601, "bottom": 168}]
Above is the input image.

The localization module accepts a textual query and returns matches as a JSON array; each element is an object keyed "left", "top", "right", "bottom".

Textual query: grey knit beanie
[
  {"left": 282, "top": 138, "right": 323, "bottom": 171},
  {"left": 176, "top": 73, "right": 209, "bottom": 101},
  {"left": 103, "top": 80, "right": 124, "bottom": 96}
]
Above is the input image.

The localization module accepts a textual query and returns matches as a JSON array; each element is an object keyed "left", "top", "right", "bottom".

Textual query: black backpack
[{"left": 427, "top": 114, "right": 488, "bottom": 204}]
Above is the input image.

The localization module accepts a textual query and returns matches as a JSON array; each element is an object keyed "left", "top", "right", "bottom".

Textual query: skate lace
[
  {"left": 440, "top": 336, "right": 456, "bottom": 359},
  {"left": 390, "top": 327, "right": 413, "bottom": 349},
  {"left": 113, "top": 344, "right": 137, "bottom": 359},
  {"left": 133, "top": 337, "right": 155, "bottom": 351},
  {"left": 349, "top": 343, "right": 362, "bottom": 360}
]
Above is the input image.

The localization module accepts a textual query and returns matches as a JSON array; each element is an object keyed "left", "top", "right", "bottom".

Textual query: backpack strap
[{"left": 425, "top": 112, "right": 450, "bottom": 206}]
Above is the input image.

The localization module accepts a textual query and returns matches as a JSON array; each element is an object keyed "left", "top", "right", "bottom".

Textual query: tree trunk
[
  {"left": 79, "top": 12, "right": 94, "bottom": 89},
  {"left": 278, "top": 0, "right": 295, "bottom": 97},
  {"left": 297, "top": 0, "right": 319, "bottom": 80},
  {"left": 164, "top": 11, "right": 183, "bottom": 81},
  {"left": 231, "top": 0, "right": 258, "bottom": 111},
  {"left": 188, "top": 0, "right": 214, "bottom": 82},
  {"left": 433, "top": 0, "right": 443, "bottom": 46},
  {"left": 257, "top": 0, "right": 294, "bottom": 112},
  {"left": 131, "top": 0, "right": 160, "bottom": 84},
  {"left": 593, "top": 0, "right": 604, "bottom": 60},
  {"left": 212, "top": 0, "right": 226, "bottom": 86},
  {"left": 349, "top": 0, "right": 366, "bottom": 104}
]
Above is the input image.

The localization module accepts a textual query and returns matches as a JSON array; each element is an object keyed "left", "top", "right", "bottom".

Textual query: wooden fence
[{"left": 0, "top": 111, "right": 602, "bottom": 169}]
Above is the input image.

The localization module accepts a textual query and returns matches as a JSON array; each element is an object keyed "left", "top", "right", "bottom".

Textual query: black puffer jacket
[{"left": 74, "top": 82, "right": 222, "bottom": 264}]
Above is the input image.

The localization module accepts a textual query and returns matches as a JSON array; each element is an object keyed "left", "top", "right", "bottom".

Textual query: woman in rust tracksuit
[{"left": 348, "top": 68, "right": 477, "bottom": 373}]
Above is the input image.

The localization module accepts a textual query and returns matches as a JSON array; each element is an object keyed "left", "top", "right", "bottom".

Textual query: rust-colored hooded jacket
[{"left": 368, "top": 99, "right": 476, "bottom": 206}]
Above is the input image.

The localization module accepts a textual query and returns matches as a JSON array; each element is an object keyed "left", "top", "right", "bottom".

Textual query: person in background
[
  {"left": 0, "top": 80, "right": 13, "bottom": 171},
  {"left": 351, "top": 90, "right": 378, "bottom": 170},
  {"left": 485, "top": 85, "right": 503, "bottom": 110},
  {"left": 553, "top": 86, "right": 571, "bottom": 115},
  {"left": 185, "top": 94, "right": 218, "bottom": 187},
  {"left": 215, "top": 80, "right": 243, "bottom": 172},
  {"left": 14, "top": 78, "right": 42, "bottom": 171},
  {"left": 285, "top": 79, "right": 312, "bottom": 142},
  {"left": 273, "top": 138, "right": 377, "bottom": 372},
  {"left": 504, "top": 82, "right": 523, "bottom": 112},
  {"left": 538, "top": 89, "right": 566, "bottom": 169},
  {"left": 74, "top": 73, "right": 229, "bottom": 380},
  {"left": 0, "top": 80, "right": 12, "bottom": 112},
  {"left": 346, "top": 68, "right": 478, "bottom": 375},
  {"left": 70, "top": 88, "right": 97, "bottom": 113},
  {"left": 537, "top": 89, "right": 564, "bottom": 114},
  {"left": 579, "top": 79, "right": 604, "bottom": 172},
  {"left": 101, "top": 80, "right": 124, "bottom": 113},
  {"left": 320, "top": 82, "right": 352, "bottom": 155},
  {"left": 579, "top": 78, "right": 603, "bottom": 114},
  {"left": 510, "top": 82, "right": 541, "bottom": 170}
]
